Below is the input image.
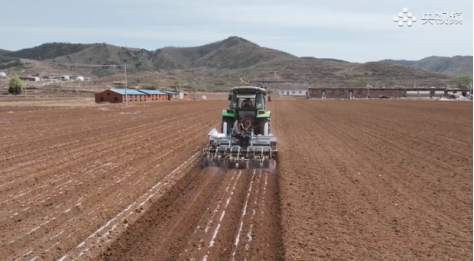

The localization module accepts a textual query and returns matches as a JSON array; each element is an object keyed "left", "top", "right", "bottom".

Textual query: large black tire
[{"left": 221, "top": 117, "right": 234, "bottom": 135}]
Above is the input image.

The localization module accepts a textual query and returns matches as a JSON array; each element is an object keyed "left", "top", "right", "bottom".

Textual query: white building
[
  {"left": 162, "top": 91, "right": 186, "bottom": 99},
  {"left": 75, "top": 76, "right": 85, "bottom": 81},
  {"left": 0, "top": 72, "right": 6, "bottom": 78},
  {"left": 406, "top": 90, "right": 432, "bottom": 97},
  {"left": 278, "top": 90, "right": 308, "bottom": 96}
]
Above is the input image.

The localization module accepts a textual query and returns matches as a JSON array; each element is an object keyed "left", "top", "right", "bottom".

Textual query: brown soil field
[
  {"left": 273, "top": 100, "right": 473, "bottom": 260},
  {"left": 0, "top": 97, "right": 99, "bottom": 108},
  {"left": 0, "top": 99, "right": 471, "bottom": 261}
]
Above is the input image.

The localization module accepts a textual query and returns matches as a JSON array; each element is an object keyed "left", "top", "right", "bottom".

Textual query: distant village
[
  {"left": 1, "top": 71, "right": 471, "bottom": 101},
  {"left": 0, "top": 72, "right": 92, "bottom": 83}
]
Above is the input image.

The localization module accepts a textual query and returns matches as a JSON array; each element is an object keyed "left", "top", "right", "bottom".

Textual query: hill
[
  {"left": 51, "top": 43, "right": 145, "bottom": 67},
  {"left": 379, "top": 55, "right": 473, "bottom": 76},
  {"left": 0, "top": 37, "right": 462, "bottom": 90},
  {"left": 48, "top": 37, "right": 296, "bottom": 71},
  {"left": 6, "top": 43, "right": 96, "bottom": 60},
  {"left": 0, "top": 49, "right": 11, "bottom": 56},
  {"left": 301, "top": 57, "right": 350, "bottom": 63},
  {"left": 378, "top": 59, "right": 417, "bottom": 67}
]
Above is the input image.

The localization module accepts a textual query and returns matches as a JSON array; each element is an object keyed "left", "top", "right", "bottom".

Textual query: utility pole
[{"left": 124, "top": 65, "right": 128, "bottom": 106}]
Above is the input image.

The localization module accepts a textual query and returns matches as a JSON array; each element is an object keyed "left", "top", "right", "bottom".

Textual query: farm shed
[
  {"left": 308, "top": 87, "right": 407, "bottom": 99},
  {"left": 139, "top": 90, "right": 169, "bottom": 101},
  {"left": 95, "top": 89, "right": 176, "bottom": 103},
  {"left": 307, "top": 87, "right": 455, "bottom": 99},
  {"left": 278, "top": 90, "right": 308, "bottom": 96},
  {"left": 95, "top": 89, "right": 147, "bottom": 103}
]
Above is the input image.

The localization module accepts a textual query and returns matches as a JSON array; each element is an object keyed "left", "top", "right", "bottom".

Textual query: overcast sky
[{"left": 0, "top": 0, "right": 472, "bottom": 63}]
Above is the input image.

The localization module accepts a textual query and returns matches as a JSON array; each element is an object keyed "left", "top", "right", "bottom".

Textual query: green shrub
[{"left": 8, "top": 74, "right": 24, "bottom": 95}]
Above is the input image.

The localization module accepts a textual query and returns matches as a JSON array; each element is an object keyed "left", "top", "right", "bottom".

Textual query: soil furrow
[
  {"left": 274, "top": 100, "right": 472, "bottom": 260},
  {"left": 1, "top": 99, "right": 471, "bottom": 261}
]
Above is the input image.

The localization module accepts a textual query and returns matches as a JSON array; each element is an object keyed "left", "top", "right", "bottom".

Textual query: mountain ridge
[
  {"left": 0, "top": 49, "right": 11, "bottom": 56},
  {"left": 379, "top": 55, "right": 473, "bottom": 76},
  {"left": 0, "top": 36, "right": 466, "bottom": 89}
]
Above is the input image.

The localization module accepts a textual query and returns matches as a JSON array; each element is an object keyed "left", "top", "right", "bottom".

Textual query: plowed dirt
[
  {"left": 0, "top": 101, "right": 227, "bottom": 261},
  {"left": 272, "top": 100, "right": 472, "bottom": 260},
  {"left": 100, "top": 167, "right": 284, "bottom": 261},
  {"left": 0, "top": 99, "right": 471, "bottom": 261}
]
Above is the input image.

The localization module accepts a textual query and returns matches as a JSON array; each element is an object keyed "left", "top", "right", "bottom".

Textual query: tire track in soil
[
  {"left": 99, "top": 168, "right": 284, "bottom": 261},
  {"left": 99, "top": 166, "right": 230, "bottom": 261}
]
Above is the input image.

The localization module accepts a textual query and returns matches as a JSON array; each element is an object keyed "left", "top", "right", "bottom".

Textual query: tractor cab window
[
  {"left": 255, "top": 93, "right": 264, "bottom": 109},
  {"left": 238, "top": 95, "right": 255, "bottom": 109},
  {"left": 241, "top": 98, "right": 254, "bottom": 109},
  {"left": 230, "top": 92, "right": 265, "bottom": 110},
  {"left": 231, "top": 94, "right": 254, "bottom": 109}
]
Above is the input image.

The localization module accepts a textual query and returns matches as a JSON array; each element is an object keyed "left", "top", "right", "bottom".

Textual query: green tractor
[
  {"left": 221, "top": 86, "right": 272, "bottom": 135},
  {"left": 202, "top": 86, "right": 277, "bottom": 170}
]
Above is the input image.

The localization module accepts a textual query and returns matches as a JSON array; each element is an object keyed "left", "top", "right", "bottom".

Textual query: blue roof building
[
  {"left": 162, "top": 91, "right": 179, "bottom": 94},
  {"left": 109, "top": 89, "right": 145, "bottom": 95},
  {"left": 95, "top": 88, "right": 175, "bottom": 103},
  {"left": 139, "top": 90, "right": 168, "bottom": 95}
]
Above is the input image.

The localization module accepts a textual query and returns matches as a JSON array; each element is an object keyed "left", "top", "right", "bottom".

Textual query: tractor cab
[
  {"left": 227, "top": 86, "right": 268, "bottom": 118},
  {"left": 222, "top": 86, "right": 271, "bottom": 136}
]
